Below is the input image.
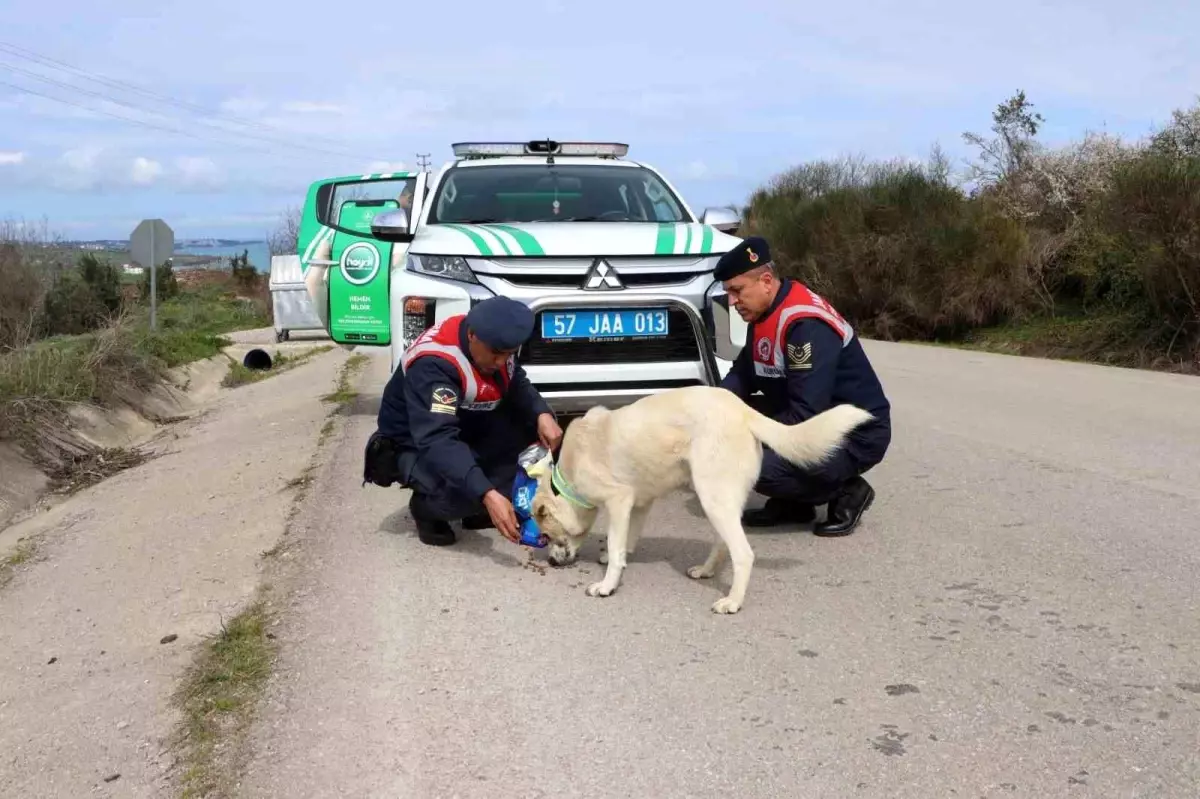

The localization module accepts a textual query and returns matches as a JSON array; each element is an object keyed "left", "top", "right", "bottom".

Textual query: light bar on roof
[{"left": 451, "top": 140, "right": 630, "bottom": 158}]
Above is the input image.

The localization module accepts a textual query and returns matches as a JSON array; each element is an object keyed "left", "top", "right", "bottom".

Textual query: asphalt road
[{"left": 242, "top": 341, "right": 1200, "bottom": 798}]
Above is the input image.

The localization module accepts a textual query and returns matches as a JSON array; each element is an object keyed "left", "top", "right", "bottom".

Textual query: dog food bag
[{"left": 512, "top": 444, "right": 551, "bottom": 548}]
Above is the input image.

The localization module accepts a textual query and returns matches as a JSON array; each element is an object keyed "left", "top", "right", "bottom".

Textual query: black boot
[
  {"left": 410, "top": 494, "right": 456, "bottom": 546},
  {"left": 813, "top": 477, "right": 875, "bottom": 537},
  {"left": 742, "top": 497, "right": 817, "bottom": 528}
]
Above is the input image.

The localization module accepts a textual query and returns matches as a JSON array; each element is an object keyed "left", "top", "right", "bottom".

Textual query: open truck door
[{"left": 297, "top": 171, "right": 427, "bottom": 346}]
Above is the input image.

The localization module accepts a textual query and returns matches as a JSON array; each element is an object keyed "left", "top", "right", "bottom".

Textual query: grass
[
  {"left": 1, "top": 537, "right": 39, "bottom": 589},
  {"left": 46, "top": 445, "right": 154, "bottom": 495},
  {"left": 169, "top": 346, "right": 368, "bottom": 794},
  {"left": 1, "top": 276, "right": 273, "bottom": 466},
  {"left": 935, "top": 306, "right": 1198, "bottom": 373},
  {"left": 134, "top": 282, "right": 271, "bottom": 369},
  {"left": 221, "top": 345, "right": 334, "bottom": 389},
  {"left": 173, "top": 595, "right": 278, "bottom": 799},
  {"left": 320, "top": 351, "right": 369, "bottom": 405}
]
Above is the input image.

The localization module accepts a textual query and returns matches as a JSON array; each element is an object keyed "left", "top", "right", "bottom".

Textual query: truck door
[{"left": 297, "top": 171, "right": 427, "bottom": 346}]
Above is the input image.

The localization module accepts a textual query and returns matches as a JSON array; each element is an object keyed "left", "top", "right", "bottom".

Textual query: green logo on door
[{"left": 340, "top": 242, "right": 381, "bottom": 286}]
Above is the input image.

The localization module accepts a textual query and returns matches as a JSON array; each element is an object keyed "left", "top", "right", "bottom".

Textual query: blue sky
[{"left": 1, "top": 0, "right": 1197, "bottom": 240}]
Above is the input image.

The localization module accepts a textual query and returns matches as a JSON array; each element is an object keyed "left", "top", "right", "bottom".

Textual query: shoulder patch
[
  {"left": 787, "top": 342, "right": 813, "bottom": 370},
  {"left": 430, "top": 385, "right": 459, "bottom": 414}
]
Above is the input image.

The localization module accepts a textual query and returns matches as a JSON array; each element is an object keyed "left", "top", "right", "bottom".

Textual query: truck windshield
[{"left": 427, "top": 164, "right": 690, "bottom": 224}]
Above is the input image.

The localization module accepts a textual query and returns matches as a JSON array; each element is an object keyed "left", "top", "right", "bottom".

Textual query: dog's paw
[
  {"left": 711, "top": 596, "right": 742, "bottom": 614},
  {"left": 586, "top": 581, "right": 616, "bottom": 598},
  {"left": 687, "top": 564, "right": 714, "bottom": 580},
  {"left": 598, "top": 549, "right": 608, "bottom": 565}
]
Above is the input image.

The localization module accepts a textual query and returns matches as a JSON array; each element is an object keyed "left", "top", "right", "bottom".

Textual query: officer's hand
[
  {"left": 537, "top": 412, "right": 563, "bottom": 453},
  {"left": 482, "top": 489, "right": 520, "bottom": 543}
]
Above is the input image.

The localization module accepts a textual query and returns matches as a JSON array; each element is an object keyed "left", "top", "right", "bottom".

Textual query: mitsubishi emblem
[{"left": 583, "top": 259, "right": 623, "bottom": 290}]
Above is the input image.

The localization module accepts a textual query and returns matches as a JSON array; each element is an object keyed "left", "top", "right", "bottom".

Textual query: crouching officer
[
  {"left": 373, "top": 296, "right": 563, "bottom": 547},
  {"left": 715, "top": 236, "right": 892, "bottom": 536}
]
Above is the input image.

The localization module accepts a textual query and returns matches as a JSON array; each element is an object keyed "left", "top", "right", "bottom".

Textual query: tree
[
  {"left": 230, "top": 248, "right": 257, "bottom": 287},
  {"left": 140, "top": 260, "right": 179, "bottom": 303},
  {"left": 962, "top": 90, "right": 1045, "bottom": 191},
  {"left": 267, "top": 206, "right": 301, "bottom": 256}
]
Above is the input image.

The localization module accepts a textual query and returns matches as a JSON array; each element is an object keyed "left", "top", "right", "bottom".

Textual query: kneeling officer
[
  {"left": 374, "top": 296, "right": 563, "bottom": 546},
  {"left": 715, "top": 236, "right": 892, "bottom": 535}
]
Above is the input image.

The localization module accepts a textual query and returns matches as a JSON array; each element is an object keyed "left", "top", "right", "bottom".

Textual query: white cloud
[
  {"left": 130, "top": 156, "right": 163, "bottom": 185},
  {"left": 365, "top": 160, "right": 408, "bottom": 173},
  {"left": 218, "top": 96, "right": 270, "bottom": 115},
  {"left": 175, "top": 156, "right": 225, "bottom": 190},
  {"left": 281, "top": 101, "right": 345, "bottom": 114},
  {"left": 0, "top": 151, "right": 25, "bottom": 166},
  {"left": 55, "top": 146, "right": 106, "bottom": 190}
]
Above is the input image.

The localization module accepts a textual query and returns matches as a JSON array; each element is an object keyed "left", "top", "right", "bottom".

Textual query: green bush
[
  {"left": 743, "top": 92, "right": 1200, "bottom": 369},
  {"left": 40, "top": 253, "right": 125, "bottom": 337},
  {"left": 140, "top": 261, "right": 180, "bottom": 303},
  {"left": 0, "top": 243, "right": 45, "bottom": 350},
  {"left": 745, "top": 158, "right": 1032, "bottom": 340}
]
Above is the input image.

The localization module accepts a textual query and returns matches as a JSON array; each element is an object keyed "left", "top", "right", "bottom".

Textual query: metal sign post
[{"left": 130, "top": 218, "right": 174, "bottom": 331}]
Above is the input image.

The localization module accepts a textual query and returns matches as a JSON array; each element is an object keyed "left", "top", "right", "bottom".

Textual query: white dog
[{"left": 529, "top": 385, "right": 874, "bottom": 614}]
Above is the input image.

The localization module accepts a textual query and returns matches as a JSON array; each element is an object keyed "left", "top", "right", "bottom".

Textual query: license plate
[{"left": 540, "top": 308, "right": 669, "bottom": 340}]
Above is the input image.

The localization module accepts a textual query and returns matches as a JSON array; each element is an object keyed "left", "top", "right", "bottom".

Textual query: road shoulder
[{"left": 0, "top": 342, "right": 362, "bottom": 797}]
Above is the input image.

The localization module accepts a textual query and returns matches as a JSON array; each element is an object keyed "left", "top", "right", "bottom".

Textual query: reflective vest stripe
[
  {"left": 401, "top": 338, "right": 480, "bottom": 404},
  {"left": 775, "top": 303, "right": 854, "bottom": 349}
]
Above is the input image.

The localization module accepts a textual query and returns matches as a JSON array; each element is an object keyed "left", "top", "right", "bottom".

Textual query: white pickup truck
[{"left": 297, "top": 140, "right": 749, "bottom": 414}]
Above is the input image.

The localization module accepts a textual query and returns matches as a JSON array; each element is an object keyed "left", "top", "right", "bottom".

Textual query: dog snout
[{"left": 546, "top": 546, "right": 575, "bottom": 567}]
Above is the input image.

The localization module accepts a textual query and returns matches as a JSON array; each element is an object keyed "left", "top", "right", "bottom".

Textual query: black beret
[
  {"left": 465, "top": 296, "right": 535, "bottom": 351},
  {"left": 713, "top": 236, "right": 772, "bottom": 281}
]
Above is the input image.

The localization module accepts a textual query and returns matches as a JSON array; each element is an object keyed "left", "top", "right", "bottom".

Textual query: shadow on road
[
  {"left": 376, "top": 507, "right": 529, "bottom": 570},
  {"left": 349, "top": 394, "right": 382, "bottom": 418},
  {"left": 630, "top": 535, "right": 805, "bottom": 582}
]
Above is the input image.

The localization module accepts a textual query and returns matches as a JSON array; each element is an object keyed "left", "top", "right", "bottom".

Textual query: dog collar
[{"left": 550, "top": 463, "right": 595, "bottom": 510}]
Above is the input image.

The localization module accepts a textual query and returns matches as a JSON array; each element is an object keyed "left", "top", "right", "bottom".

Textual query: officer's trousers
[
  {"left": 397, "top": 410, "right": 539, "bottom": 521},
  {"left": 749, "top": 396, "right": 891, "bottom": 506}
]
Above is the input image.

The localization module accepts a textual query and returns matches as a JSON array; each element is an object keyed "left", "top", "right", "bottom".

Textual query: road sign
[{"left": 130, "top": 218, "right": 173, "bottom": 330}]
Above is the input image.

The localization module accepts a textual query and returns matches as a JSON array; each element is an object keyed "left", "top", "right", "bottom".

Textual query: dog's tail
[{"left": 744, "top": 403, "right": 875, "bottom": 468}]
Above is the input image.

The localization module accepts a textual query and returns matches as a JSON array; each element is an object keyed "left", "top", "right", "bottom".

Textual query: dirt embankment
[
  {"left": 0, "top": 354, "right": 229, "bottom": 534},
  {"left": 0, "top": 331, "right": 363, "bottom": 797}
]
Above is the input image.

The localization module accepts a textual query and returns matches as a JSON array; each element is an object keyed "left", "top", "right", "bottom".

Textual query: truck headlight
[{"left": 407, "top": 254, "right": 478, "bottom": 284}]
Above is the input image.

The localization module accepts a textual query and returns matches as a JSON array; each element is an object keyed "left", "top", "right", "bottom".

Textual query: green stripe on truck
[{"left": 442, "top": 224, "right": 494, "bottom": 256}]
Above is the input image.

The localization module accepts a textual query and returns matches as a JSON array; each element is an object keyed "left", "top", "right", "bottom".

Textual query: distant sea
[{"left": 174, "top": 241, "right": 273, "bottom": 273}]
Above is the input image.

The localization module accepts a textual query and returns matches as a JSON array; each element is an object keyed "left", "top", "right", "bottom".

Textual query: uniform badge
[
  {"left": 746, "top": 246, "right": 758, "bottom": 263},
  {"left": 787, "top": 342, "right": 813, "bottom": 370},
  {"left": 430, "top": 386, "right": 458, "bottom": 414},
  {"left": 756, "top": 336, "right": 772, "bottom": 361}
]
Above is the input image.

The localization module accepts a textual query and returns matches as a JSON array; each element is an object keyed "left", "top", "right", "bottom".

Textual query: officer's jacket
[
  {"left": 377, "top": 314, "right": 551, "bottom": 499},
  {"left": 721, "top": 278, "right": 891, "bottom": 428}
]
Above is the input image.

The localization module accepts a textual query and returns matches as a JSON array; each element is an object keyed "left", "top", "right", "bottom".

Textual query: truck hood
[{"left": 410, "top": 221, "right": 741, "bottom": 259}]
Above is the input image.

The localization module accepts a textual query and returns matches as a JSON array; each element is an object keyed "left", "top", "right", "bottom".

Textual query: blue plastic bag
[{"left": 512, "top": 443, "right": 552, "bottom": 547}]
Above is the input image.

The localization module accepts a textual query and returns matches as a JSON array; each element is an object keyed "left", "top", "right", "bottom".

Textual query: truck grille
[{"left": 519, "top": 308, "right": 701, "bottom": 365}]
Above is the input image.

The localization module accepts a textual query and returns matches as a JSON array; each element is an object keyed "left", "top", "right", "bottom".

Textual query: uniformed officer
[
  {"left": 715, "top": 236, "right": 891, "bottom": 535},
  {"left": 376, "top": 296, "right": 563, "bottom": 547}
]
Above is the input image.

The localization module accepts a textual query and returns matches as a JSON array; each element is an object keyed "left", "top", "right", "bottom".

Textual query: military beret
[
  {"left": 465, "top": 296, "right": 535, "bottom": 351},
  {"left": 713, "top": 236, "right": 772, "bottom": 281}
]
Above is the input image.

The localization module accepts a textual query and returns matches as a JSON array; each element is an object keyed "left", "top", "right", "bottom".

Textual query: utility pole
[{"left": 416, "top": 153, "right": 431, "bottom": 173}]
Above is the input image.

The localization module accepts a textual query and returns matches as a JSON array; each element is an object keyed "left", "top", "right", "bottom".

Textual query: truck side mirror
[
  {"left": 700, "top": 207, "right": 740, "bottom": 234},
  {"left": 370, "top": 209, "right": 413, "bottom": 242}
]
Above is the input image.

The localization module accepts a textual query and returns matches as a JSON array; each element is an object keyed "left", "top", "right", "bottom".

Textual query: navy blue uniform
[
  {"left": 374, "top": 297, "right": 552, "bottom": 537},
  {"left": 378, "top": 347, "right": 549, "bottom": 521},
  {"left": 713, "top": 235, "right": 891, "bottom": 534},
  {"left": 720, "top": 285, "right": 892, "bottom": 505}
]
